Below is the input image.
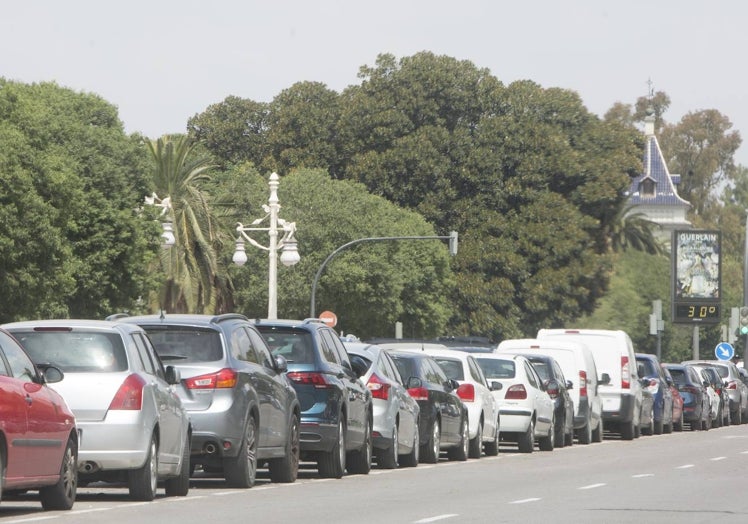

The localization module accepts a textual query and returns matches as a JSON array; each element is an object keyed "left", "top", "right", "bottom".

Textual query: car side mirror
[
  {"left": 666, "top": 377, "right": 674, "bottom": 387},
  {"left": 445, "top": 379, "right": 460, "bottom": 392},
  {"left": 599, "top": 373, "right": 611, "bottom": 385},
  {"left": 406, "top": 376, "right": 422, "bottom": 389},
  {"left": 490, "top": 381, "right": 503, "bottom": 391},
  {"left": 165, "top": 365, "right": 181, "bottom": 385},
  {"left": 349, "top": 355, "right": 368, "bottom": 378},
  {"left": 703, "top": 380, "right": 710, "bottom": 388},
  {"left": 37, "top": 363, "right": 64, "bottom": 384},
  {"left": 274, "top": 355, "right": 288, "bottom": 373},
  {"left": 566, "top": 380, "right": 574, "bottom": 390}
]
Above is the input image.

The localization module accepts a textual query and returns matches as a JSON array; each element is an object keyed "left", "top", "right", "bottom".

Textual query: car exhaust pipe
[
  {"left": 79, "top": 461, "right": 99, "bottom": 474},
  {"left": 204, "top": 442, "right": 218, "bottom": 455}
]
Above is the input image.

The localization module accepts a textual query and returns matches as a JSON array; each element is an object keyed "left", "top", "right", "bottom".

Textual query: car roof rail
[
  {"left": 211, "top": 313, "right": 250, "bottom": 324},
  {"left": 106, "top": 313, "right": 130, "bottom": 321},
  {"left": 302, "top": 318, "right": 327, "bottom": 325}
]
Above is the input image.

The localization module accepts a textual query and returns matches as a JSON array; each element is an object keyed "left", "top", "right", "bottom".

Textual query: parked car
[
  {"left": 682, "top": 359, "right": 748, "bottom": 424},
  {"left": 635, "top": 353, "right": 674, "bottom": 434},
  {"left": 342, "top": 341, "right": 421, "bottom": 468},
  {"left": 5, "top": 319, "right": 191, "bottom": 501},
  {"left": 387, "top": 346, "right": 500, "bottom": 458},
  {"left": 115, "top": 313, "right": 301, "bottom": 486},
  {"left": 661, "top": 365, "right": 685, "bottom": 431},
  {"left": 0, "top": 328, "right": 78, "bottom": 510},
  {"left": 538, "top": 329, "right": 643, "bottom": 440},
  {"left": 689, "top": 364, "right": 729, "bottom": 427},
  {"left": 473, "top": 353, "right": 555, "bottom": 452},
  {"left": 385, "top": 350, "right": 470, "bottom": 462},
  {"left": 256, "top": 319, "right": 372, "bottom": 478},
  {"left": 496, "top": 338, "right": 603, "bottom": 444},
  {"left": 663, "top": 363, "right": 711, "bottom": 431}
]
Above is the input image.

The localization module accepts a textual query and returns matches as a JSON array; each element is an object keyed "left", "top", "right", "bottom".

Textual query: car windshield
[
  {"left": 14, "top": 330, "right": 127, "bottom": 372},
  {"left": 476, "top": 358, "right": 516, "bottom": 379},
  {"left": 433, "top": 357, "right": 464, "bottom": 380},
  {"left": 261, "top": 329, "right": 315, "bottom": 364},
  {"left": 145, "top": 327, "right": 223, "bottom": 363}
]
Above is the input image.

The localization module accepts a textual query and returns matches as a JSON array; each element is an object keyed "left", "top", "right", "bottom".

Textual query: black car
[
  {"left": 114, "top": 313, "right": 301, "bottom": 487},
  {"left": 386, "top": 350, "right": 470, "bottom": 463},
  {"left": 636, "top": 353, "right": 674, "bottom": 434},
  {"left": 516, "top": 353, "right": 575, "bottom": 447},
  {"left": 663, "top": 363, "right": 711, "bottom": 431},
  {"left": 255, "top": 319, "right": 373, "bottom": 479}
]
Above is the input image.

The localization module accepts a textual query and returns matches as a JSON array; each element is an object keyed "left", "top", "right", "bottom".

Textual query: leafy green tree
[
  {"left": 607, "top": 203, "right": 665, "bottom": 255},
  {"left": 0, "top": 79, "right": 159, "bottom": 321},
  {"left": 147, "top": 135, "right": 232, "bottom": 313}
]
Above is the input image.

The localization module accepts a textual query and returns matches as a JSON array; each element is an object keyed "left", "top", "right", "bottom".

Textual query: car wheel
[
  {"left": 468, "top": 421, "right": 483, "bottom": 459},
  {"left": 269, "top": 413, "right": 300, "bottom": 483},
  {"left": 577, "top": 416, "right": 592, "bottom": 445},
  {"left": 538, "top": 416, "right": 555, "bottom": 452},
  {"left": 723, "top": 406, "right": 731, "bottom": 427},
  {"left": 318, "top": 418, "right": 346, "bottom": 478},
  {"left": 620, "top": 420, "right": 636, "bottom": 441},
  {"left": 399, "top": 423, "right": 420, "bottom": 467},
  {"left": 347, "top": 415, "right": 372, "bottom": 475},
  {"left": 731, "top": 407, "right": 742, "bottom": 425},
  {"left": 592, "top": 417, "right": 604, "bottom": 443},
  {"left": 553, "top": 413, "right": 565, "bottom": 447},
  {"left": 642, "top": 410, "right": 654, "bottom": 436},
  {"left": 713, "top": 406, "right": 722, "bottom": 428},
  {"left": 517, "top": 419, "right": 534, "bottom": 453},
  {"left": 674, "top": 411, "right": 684, "bottom": 432},
  {"left": 129, "top": 435, "right": 158, "bottom": 501},
  {"left": 484, "top": 419, "right": 500, "bottom": 456},
  {"left": 448, "top": 417, "right": 469, "bottom": 461},
  {"left": 164, "top": 432, "right": 191, "bottom": 496},
  {"left": 420, "top": 418, "right": 441, "bottom": 464},
  {"left": 40, "top": 436, "right": 77, "bottom": 510},
  {"left": 224, "top": 414, "right": 258, "bottom": 488},
  {"left": 378, "top": 424, "right": 399, "bottom": 469}
]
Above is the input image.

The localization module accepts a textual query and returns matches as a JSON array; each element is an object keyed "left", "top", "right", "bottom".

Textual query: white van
[
  {"left": 496, "top": 338, "right": 603, "bottom": 444},
  {"left": 537, "top": 329, "right": 643, "bottom": 440}
]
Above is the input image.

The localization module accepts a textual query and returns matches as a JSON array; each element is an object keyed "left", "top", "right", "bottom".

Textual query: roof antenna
[{"left": 159, "top": 309, "right": 166, "bottom": 320}]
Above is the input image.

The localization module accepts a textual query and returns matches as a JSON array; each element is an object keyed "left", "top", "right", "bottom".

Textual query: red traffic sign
[{"left": 319, "top": 310, "right": 337, "bottom": 327}]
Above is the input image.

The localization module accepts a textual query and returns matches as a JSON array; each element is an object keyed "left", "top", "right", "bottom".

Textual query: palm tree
[
  {"left": 147, "top": 135, "right": 232, "bottom": 313},
  {"left": 607, "top": 202, "right": 666, "bottom": 256}
]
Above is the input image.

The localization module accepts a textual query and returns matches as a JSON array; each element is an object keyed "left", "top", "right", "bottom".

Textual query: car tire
[
  {"left": 447, "top": 417, "right": 469, "bottom": 461},
  {"left": 399, "top": 424, "right": 419, "bottom": 467},
  {"left": 538, "top": 416, "right": 555, "bottom": 451},
  {"left": 731, "top": 407, "right": 742, "bottom": 425},
  {"left": 224, "top": 414, "right": 258, "bottom": 488},
  {"left": 712, "top": 407, "right": 722, "bottom": 428},
  {"left": 554, "top": 414, "right": 565, "bottom": 448},
  {"left": 592, "top": 417, "right": 603, "bottom": 443},
  {"left": 674, "top": 411, "right": 684, "bottom": 432},
  {"left": 517, "top": 419, "right": 534, "bottom": 453},
  {"left": 129, "top": 435, "right": 158, "bottom": 501},
  {"left": 577, "top": 416, "right": 592, "bottom": 445},
  {"left": 378, "top": 424, "right": 399, "bottom": 469},
  {"left": 346, "top": 416, "right": 372, "bottom": 475},
  {"left": 620, "top": 420, "right": 636, "bottom": 441},
  {"left": 269, "top": 413, "right": 300, "bottom": 483},
  {"left": 40, "top": 436, "right": 77, "bottom": 510},
  {"left": 318, "top": 418, "right": 346, "bottom": 478},
  {"left": 484, "top": 420, "right": 500, "bottom": 456},
  {"left": 642, "top": 410, "right": 654, "bottom": 436},
  {"left": 468, "top": 421, "right": 483, "bottom": 459},
  {"left": 164, "top": 432, "right": 191, "bottom": 496},
  {"left": 420, "top": 418, "right": 441, "bottom": 464}
]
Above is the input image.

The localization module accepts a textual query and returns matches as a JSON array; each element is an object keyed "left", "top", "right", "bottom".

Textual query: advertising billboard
[{"left": 671, "top": 230, "right": 721, "bottom": 324}]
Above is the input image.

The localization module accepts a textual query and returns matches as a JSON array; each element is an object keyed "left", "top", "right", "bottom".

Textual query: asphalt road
[{"left": 3, "top": 424, "right": 748, "bottom": 524}]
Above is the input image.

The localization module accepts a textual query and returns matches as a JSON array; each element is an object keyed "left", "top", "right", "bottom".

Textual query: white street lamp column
[{"left": 233, "top": 172, "right": 300, "bottom": 320}]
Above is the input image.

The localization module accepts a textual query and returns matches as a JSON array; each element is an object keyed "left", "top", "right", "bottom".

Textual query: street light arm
[{"left": 309, "top": 233, "right": 458, "bottom": 318}]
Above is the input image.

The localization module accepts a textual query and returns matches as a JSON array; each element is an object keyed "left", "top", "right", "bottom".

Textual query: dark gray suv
[
  {"left": 255, "top": 319, "right": 373, "bottom": 478},
  {"left": 113, "top": 313, "right": 301, "bottom": 487}
]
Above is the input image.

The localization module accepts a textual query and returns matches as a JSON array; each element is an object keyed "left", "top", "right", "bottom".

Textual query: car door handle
[{"left": 25, "top": 394, "right": 33, "bottom": 405}]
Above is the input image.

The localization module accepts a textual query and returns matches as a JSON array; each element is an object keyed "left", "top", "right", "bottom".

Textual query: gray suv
[
  {"left": 114, "top": 313, "right": 301, "bottom": 487},
  {"left": 682, "top": 359, "right": 748, "bottom": 424}
]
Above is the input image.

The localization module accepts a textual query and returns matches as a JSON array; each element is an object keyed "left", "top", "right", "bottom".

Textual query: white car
[
  {"left": 473, "top": 353, "right": 555, "bottom": 452},
  {"left": 343, "top": 341, "right": 421, "bottom": 468},
  {"left": 395, "top": 347, "right": 500, "bottom": 458}
]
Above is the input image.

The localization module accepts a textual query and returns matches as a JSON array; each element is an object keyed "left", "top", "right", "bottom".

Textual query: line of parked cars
[{"left": 3, "top": 319, "right": 747, "bottom": 511}]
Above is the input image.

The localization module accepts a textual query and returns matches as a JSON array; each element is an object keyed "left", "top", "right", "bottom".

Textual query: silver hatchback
[{"left": 3, "top": 319, "right": 191, "bottom": 501}]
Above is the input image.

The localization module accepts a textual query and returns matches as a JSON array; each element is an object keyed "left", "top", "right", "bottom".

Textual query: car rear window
[
  {"left": 144, "top": 327, "right": 223, "bottom": 363},
  {"left": 14, "top": 330, "right": 127, "bottom": 372},
  {"left": 475, "top": 358, "right": 516, "bottom": 379},
  {"left": 637, "top": 358, "right": 657, "bottom": 378},
  {"left": 260, "top": 329, "right": 315, "bottom": 364},
  {"left": 527, "top": 359, "right": 550, "bottom": 381},
  {"left": 433, "top": 357, "right": 464, "bottom": 381},
  {"left": 667, "top": 368, "right": 687, "bottom": 386},
  {"left": 389, "top": 354, "right": 417, "bottom": 382}
]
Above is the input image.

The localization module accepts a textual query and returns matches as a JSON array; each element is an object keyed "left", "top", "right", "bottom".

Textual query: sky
[{"left": 3, "top": 0, "right": 748, "bottom": 166}]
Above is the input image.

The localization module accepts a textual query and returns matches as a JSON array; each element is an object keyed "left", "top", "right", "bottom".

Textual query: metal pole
[
  {"left": 267, "top": 173, "right": 280, "bottom": 320},
  {"left": 743, "top": 210, "right": 748, "bottom": 355},
  {"left": 692, "top": 326, "right": 699, "bottom": 360}
]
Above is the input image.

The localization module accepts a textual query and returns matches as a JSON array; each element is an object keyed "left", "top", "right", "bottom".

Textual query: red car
[
  {"left": 661, "top": 364, "right": 685, "bottom": 431},
  {"left": 0, "top": 328, "right": 78, "bottom": 510}
]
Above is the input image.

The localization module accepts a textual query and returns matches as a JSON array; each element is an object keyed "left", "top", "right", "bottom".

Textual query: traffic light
[{"left": 740, "top": 306, "right": 748, "bottom": 335}]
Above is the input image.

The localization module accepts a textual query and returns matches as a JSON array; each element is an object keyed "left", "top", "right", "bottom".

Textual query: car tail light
[
  {"left": 546, "top": 381, "right": 559, "bottom": 399},
  {"left": 579, "top": 370, "right": 587, "bottom": 397},
  {"left": 408, "top": 386, "right": 429, "bottom": 400},
  {"left": 681, "top": 385, "right": 700, "bottom": 396},
  {"left": 367, "top": 373, "right": 391, "bottom": 400},
  {"left": 505, "top": 384, "right": 527, "bottom": 400},
  {"left": 726, "top": 380, "right": 738, "bottom": 390},
  {"left": 287, "top": 371, "right": 332, "bottom": 389},
  {"left": 621, "top": 356, "right": 630, "bottom": 389},
  {"left": 185, "top": 368, "right": 238, "bottom": 389},
  {"left": 109, "top": 374, "right": 146, "bottom": 410},
  {"left": 456, "top": 383, "right": 475, "bottom": 402}
]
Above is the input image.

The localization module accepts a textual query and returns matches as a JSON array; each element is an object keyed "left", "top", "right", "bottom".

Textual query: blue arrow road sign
[{"left": 715, "top": 342, "right": 735, "bottom": 361}]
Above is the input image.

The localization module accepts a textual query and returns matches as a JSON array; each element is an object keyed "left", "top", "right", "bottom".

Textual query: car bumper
[
  {"left": 499, "top": 409, "right": 532, "bottom": 433},
  {"left": 77, "top": 412, "right": 153, "bottom": 471},
  {"left": 601, "top": 392, "right": 637, "bottom": 423}
]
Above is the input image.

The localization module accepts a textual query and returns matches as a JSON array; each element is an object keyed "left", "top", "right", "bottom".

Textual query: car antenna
[{"left": 159, "top": 309, "right": 165, "bottom": 320}]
